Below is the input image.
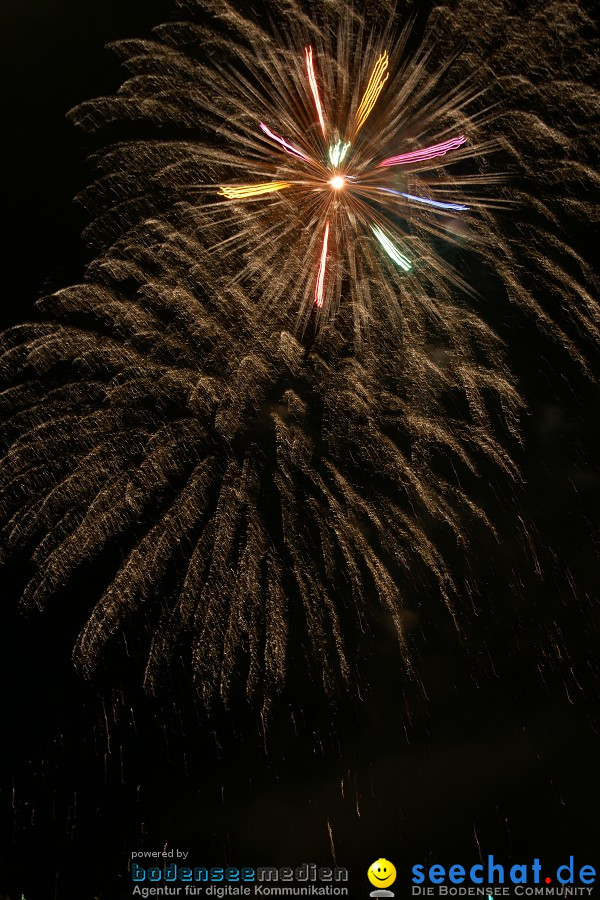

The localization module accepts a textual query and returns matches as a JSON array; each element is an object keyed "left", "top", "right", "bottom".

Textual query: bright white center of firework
[{"left": 329, "top": 175, "right": 345, "bottom": 190}]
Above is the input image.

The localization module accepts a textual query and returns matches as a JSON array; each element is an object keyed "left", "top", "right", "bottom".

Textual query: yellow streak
[
  {"left": 354, "top": 51, "right": 389, "bottom": 134},
  {"left": 219, "top": 182, "right": 292, "bottom": 199}
]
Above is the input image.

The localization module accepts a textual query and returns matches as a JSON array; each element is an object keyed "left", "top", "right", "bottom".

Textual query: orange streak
[{"left": 314, "top": 221, "right": 330, "bottom": 308}]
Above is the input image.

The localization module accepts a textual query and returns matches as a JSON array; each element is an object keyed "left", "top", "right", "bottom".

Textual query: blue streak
[
  {"left": 401, "top": 192, "right": 469, "bottom": 211},
  {"left": 376, "top": 187, "right": 468, "bottom": 211}
]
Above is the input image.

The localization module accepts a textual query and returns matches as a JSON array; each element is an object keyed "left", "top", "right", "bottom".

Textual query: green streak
[
  {"left": 371, "top": 225, "right": 411, "bottom": 271},
  {"left": 328, "top": 140, "right": 350, "bottom": 167}
]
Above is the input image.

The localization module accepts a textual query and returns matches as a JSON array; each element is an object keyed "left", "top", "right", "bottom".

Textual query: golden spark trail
[
  {"left": 218, "top": 182, "right": 292, "bottom": 199},
  {"left": 354, "top": 51, "right": 389, "bottom": 134}
]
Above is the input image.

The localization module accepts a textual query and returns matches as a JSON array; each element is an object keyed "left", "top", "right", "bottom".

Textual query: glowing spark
[
  {"left": 305, "top": 46, "right": 326, "bottom": 138},
  {"left": 329, "top": 175, "right": 345, "bottom": 190},
  {"left": 219, "top": 181, "right": 292, "bottom": 199},
  {"left": 259, "top": 122, "right": 311, "bottom": 162},
  {"left": 314, "top": 221, "right": 330, "bottom": 307},
  {"left": 354, "top": 51, "right": 389, "bottom": 134},
  {"left": 329, "top": 140, "right": 351, "bottom": 168},
  {"left": 371, "top": 225, "right": 412, "bottom": 271},
  {"left": 379, "top": 135, "right": 467, "bottom": 167}
]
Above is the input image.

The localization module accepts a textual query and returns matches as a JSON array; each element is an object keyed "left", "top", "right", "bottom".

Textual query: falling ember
[
  {"left": 354, "top": 51, "right": 389, "bottom": 134},
  {"left": 305, "top": 46, "right": 326, "bottom": 138},
  {"left": 314, "top": 221, "right": 329, "bottom": 308},
  {"left": 218, "top": 181, "right": 292, "bottom": 199},
  {"left": 379, "top": 135, "right": 467, "bottom": 167}
]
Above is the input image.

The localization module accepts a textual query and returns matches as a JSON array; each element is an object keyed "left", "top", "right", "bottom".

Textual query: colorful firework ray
[{"left": 208, "top": 19, "right": 499, "bottom": 333}]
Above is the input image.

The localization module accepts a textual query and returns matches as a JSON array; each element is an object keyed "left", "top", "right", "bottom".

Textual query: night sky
[{"left": 1, "top": 2, "right": 599, "bottom": 899}]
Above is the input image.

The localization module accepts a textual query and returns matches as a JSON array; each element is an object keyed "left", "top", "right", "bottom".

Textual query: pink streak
[
  {"left": 314, "top": 222, "right": 330, "bottom": 308},
  {"left": 259, "top": 122, "right": 311, "bottom": 162},
  {"left": 305, "top": 46, "right": 326, "bottom": 138},
  {"left": 378, "top": 135, "right": 467, "bottom": 167}
]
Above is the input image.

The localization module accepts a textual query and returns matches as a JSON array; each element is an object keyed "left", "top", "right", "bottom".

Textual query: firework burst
[
  {"left": 189, "top": 11, "right": 502, "bottom": 335},
  {"left": 217, "top": 41, "right": 475, "bottom": 325},
  {"left": 1, "top": 0, "right": 598, "bottom": 719}
]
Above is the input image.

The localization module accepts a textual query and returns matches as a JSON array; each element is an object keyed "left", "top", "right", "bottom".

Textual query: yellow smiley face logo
[{"left": 368, "top": 858, "right": 397, "bottom": 889}]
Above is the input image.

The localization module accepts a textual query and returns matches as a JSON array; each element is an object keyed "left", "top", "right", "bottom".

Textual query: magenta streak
[
  {"left": 378, "top": 135, "right": 467, "bottom": 167},
  {"left": 259, "top": 122, "right": 311, "bottom": 162}
]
